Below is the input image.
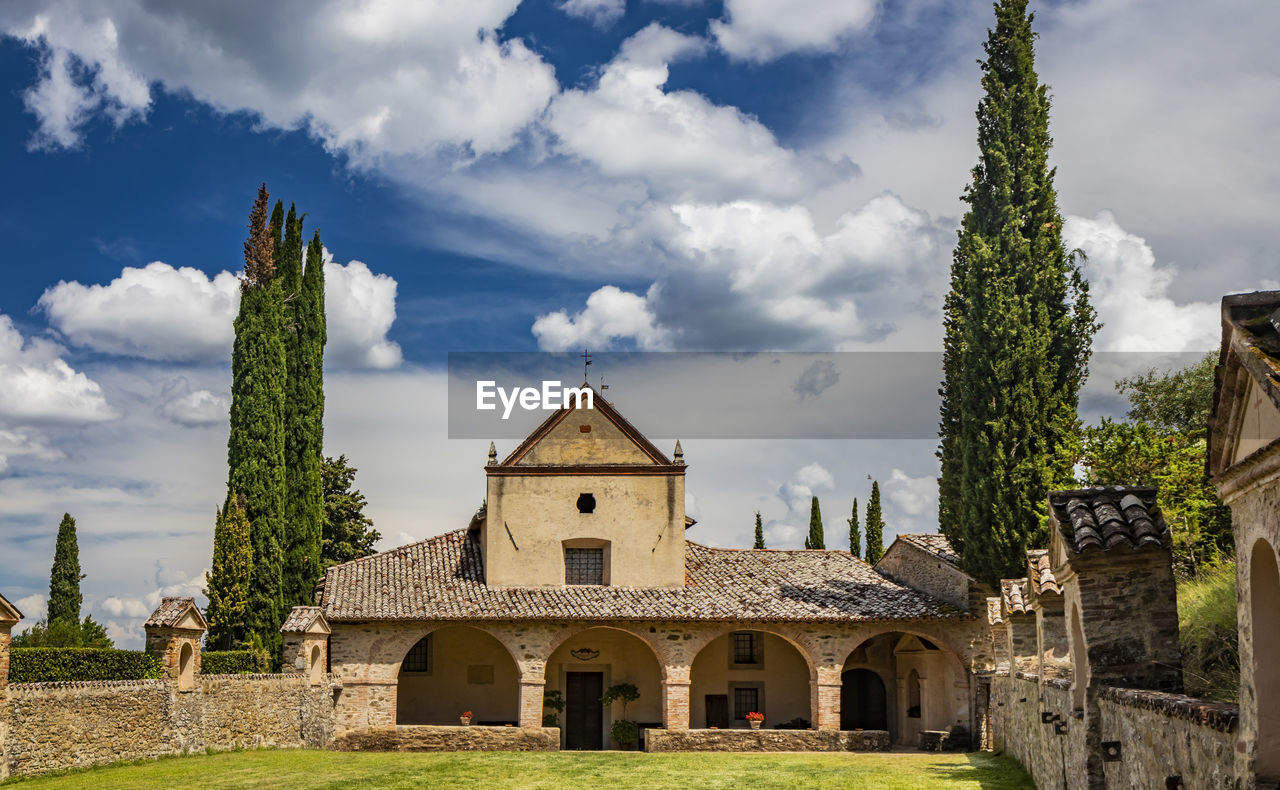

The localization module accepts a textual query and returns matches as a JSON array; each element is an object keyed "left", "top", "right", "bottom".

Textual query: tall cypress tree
[
  {"left": 848, "top": 498, "right": 861, "bottom": 558},
  {"left": 936, "top": 0, "right": 1096, "bottom": 587},
  {"left": 47, "top": 513, "right": 83, "bottom": 627},
  {"left": 804, "top": 496, "right": 825, "bottom": 550},
  {"left": 865, "top": 482, "right": 885, "bottom": 564},
  {"left": 227, "top": 185, "right": 288, "bottom": 653},
  {"left": 205, "top": 499, "right": 252, "bottom": 650},
  {"left": 752, "top": 511, "right": 765, "bottom": 550}
]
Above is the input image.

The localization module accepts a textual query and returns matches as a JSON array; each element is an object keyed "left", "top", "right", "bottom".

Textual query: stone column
[
  {"left": 813, "top": 665, "right": 842, "bottom": 731},
  {"left": 661, "top": 664, "right": 691, "bottom": 730},
  {"left": 518, "top": 661, "right": 547, "bottom": 728}
]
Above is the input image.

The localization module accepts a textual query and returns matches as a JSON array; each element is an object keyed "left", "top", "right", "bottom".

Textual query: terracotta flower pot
[
  {"left": 749, "top": 720, "right": 762, "bottom": 730},
  {"left": 460, "top": 716, "right": 472, "bottom": 726}
]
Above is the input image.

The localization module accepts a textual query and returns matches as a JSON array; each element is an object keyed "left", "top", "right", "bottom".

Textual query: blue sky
[{"left": 0, "top": 0, "right": 1274, "bottom": 645}]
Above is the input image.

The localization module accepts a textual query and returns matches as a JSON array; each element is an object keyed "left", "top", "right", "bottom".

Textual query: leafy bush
[
  {"left": 1178, "top": 560, "right": 1239, "bottom": 701},
  {"left": 10, "top": 616, "right": 113, "bottom": 648},
  {"left": 202, "top": 649, "right": 271, "bottom": 675},
  {"left": 9, "top": 648, "right": 162, "bottom": 683},
  {"left": 610, "top": 719, "right": 639, "bottom": 747}
]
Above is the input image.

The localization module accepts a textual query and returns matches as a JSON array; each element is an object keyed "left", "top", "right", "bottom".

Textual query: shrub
[
  {"left": 202, "top": 649, "right": 271, "bottom": 675},
  {"left": 9, "top": 648, "right": 162, "bottom": 683},
  {"left": 1178, "top": 559, "right": 1239, "bottom": 701}
]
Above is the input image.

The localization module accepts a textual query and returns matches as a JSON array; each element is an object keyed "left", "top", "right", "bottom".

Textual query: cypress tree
[
  {"left": 47, "top": 513, "right": 83, "bottom": 627},
  {"left": 752, "top": 511, "right": 765, "bottom": 550},
  {"left": 205, "top": 499, "right": 252, "bottom": 650},
  {"left": 936, "top": 0, "right": 1096, "bottom": 587},
  {"left": 865, "top": 482, "right": 885, "bottom": 564},
  {"left": 321, "top": 455, "right": 380, "bottom": 567},
  {"left": 848, "top": 498, "right": 861, "bottom": 558},
  {"left": 804, "top": 496, "right": 825, "bottom": 550},
  {"left": 227, "top": 184, "right": 288, "bottom": 653}
]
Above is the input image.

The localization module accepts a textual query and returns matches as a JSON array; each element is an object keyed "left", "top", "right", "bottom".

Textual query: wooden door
[
  {"left": 841, "top": 668, "right": 887, "bottom": 730},
  {"left": 705, "top": 694, "right": 730, "bottom": 729},
  {"left": 565, "top": 671, "right": 604, "bottom": 750}
]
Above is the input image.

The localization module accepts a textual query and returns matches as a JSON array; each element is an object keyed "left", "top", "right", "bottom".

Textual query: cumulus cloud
[
  {"left": 533, "top": 285, "right": 672, "bottom": 351},
  {"left": 792, "top": 360, "right": 839, "bottom": 400},
  {"left": 559, "top": 0, "right": 626, "bottom": 28},
  {"left": 1064, "top": 212, "right": 1219, "bottom": 352},
  {"left": 883, "top": 468, "right": 935, "bottom": 518},
  {"left": 0, "top": 428, "right": 63, "bottom": 475},
  {"left": 0, "top": 315, "right": 116, "bottom": 425},
  {"left": 158, "top": 378, "right": 228, "bottom": 428},
  {"left": 764, "top": 461, "right": 835, "bottom": 547},
  {"left": 0, "top": 1, "right": 557, "bottom": 158},
  {"left": 37, "top": 254, "right": 402, "bottom": 369},
  {"left": 711, "top": 0, "right": 878, "bottom": 62}
]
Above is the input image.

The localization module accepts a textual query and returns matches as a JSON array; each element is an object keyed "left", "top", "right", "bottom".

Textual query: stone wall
[
  {"left": 331, "top": 725, "right": 559, "bottom": 752},
  {"left": 644, "top": 728, "right": 890, "bottom": 752},
  {"left": 0, "top": 673, "right": 338, "bottom": 779},
  {"left": 990, "top": 674, "right": 1238, "bottom": 790}
]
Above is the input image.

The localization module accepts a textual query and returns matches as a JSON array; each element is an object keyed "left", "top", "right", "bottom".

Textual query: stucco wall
[
  {"left": 397, "top": 625, "right": 521, "bottom": 725},
  {"left": 0, "top": 674, "right": 336, "bottom": 779},
  {"left": 689, "top": 631, "right": 811, "bottom": 729}
]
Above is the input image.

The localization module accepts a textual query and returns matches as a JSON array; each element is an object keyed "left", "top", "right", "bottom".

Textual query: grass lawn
[{"left": 4, "top": 749, "right": 1034, "bottom": 789}]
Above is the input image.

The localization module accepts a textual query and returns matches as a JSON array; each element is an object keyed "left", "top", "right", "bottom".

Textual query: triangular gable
[
  {"left": 499, "top": 386, "right": 674, "bottom": 468},
  {"left": 0, "top": 591, "right": 23, "bottom": 624},
  {"left": 175, "top": 608, "right": 207, "bottom": 631},
  {"left": 281, "top": 606, "right": 332, "bottom": 635},
  {"left": 1210, "top": 291, "right": 1280, "bottom": 477}
]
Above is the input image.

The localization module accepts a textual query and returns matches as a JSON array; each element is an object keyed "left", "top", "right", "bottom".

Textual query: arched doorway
[
  {"left": 545, "top": 627, "right": 663, "bottom": 750},
  {"left": 690, "top": 630, "right": 812, "bottom": 730},
  {"left": 840, "top": 668, "right": 887, "bottom": 730},
  {"left": 396, "top": 626, "right": 520, "bottom": 725},
  {"left": 1252, "top": 539, "right": 1280, "bottom": 779}
]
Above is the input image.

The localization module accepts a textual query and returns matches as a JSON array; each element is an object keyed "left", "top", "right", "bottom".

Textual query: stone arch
[
  {"left": 177, "top": 642, "right": 194, "bottom": 691},
  {"left": 544, "top": 625, "right": 665, "bottom": 749},
  {"left": 308, "top": 644, "right": 322, "bottom": 686},
  {"left": 1069, "top": 601, "right": 1088, "bottom": 711},
  {"left": 840, "top": 667, "right": 888, "bottom": 730},
  {"left": 395, "top": 624, "right": 522, "bottom": 725},
  {"left": 1251, "top": 538, "right": 1280, "bottom": 779},
  {"left": 689, "top": 627, "right": 814, "bottom": 729},
  {"left": 683, "top": 624, "right": 820, "bottom": 679}
]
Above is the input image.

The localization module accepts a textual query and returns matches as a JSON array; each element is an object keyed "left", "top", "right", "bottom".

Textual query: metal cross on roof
[{"left": 581, "top": 349, "right": 591, "bottom": 383}]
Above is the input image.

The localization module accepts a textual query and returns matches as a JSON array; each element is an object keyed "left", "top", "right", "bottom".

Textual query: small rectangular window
[
  {"left": 403, "top": 634, "right": 433, "bottom": 673},
  {"left": 732, "top": 632, "right": 761, "bottom": 665},
  {"left": 565, "top": 547, "right": 605, "bottom": 585},
  {"left": 733, "top": 687, "right": 760, "bottom": 720}
]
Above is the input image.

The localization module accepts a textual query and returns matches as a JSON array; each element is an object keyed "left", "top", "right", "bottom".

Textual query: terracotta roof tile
[
  {"left": 319, "top": 530, "right": 969, "bottom": 624},
  {"left": 986, "top": 597, "right": 1004, "bottom": 626},
  {"left": 897, "top": 534, "right": 960, "bottom": 566},
  {"left": 143, "top": 597, "right": 205, "bottom": 629},
  {"left": 1027, "top": 550, "right": 1061, "bottom": 595},
  {"left": 1048, "top": 487, "right": 1168, "bottom": 556},
  {"left": 1001, "top": 578, "right": 1029, "bottom": 615},
  {"left": 281, "top": 606, "right": 326, "bottom": 633}
]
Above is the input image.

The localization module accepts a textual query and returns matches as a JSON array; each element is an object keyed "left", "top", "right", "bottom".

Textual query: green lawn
[{"left": 4, "top": 749, "right": 1034, "bottom": 789}]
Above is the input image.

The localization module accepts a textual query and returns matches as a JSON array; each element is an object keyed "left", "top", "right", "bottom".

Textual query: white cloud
[
  {"left": 764, "top": 461, "right": 835, "bottom": 548},
  {"left": 1064, "top": 212, "right": 1219, "bottom": 352},
  {"left": 559, "top": 0, "right": 626, "bottom": 28},
  {"left": 101, "top": 595, "right": 152, "bottom": 619},
  {"left": 159, "top": 385, "right": 228, "bottom": 428},
  {"left": 533, "top": 285, "right": 672, "bottom": 351},
  {"left": 14, "top": 593, "right": 45, "bottom": 624},
  {"left": 0, "top": 315, "right": 117, "bottom": 425},
  {"left": 883, "top": 468, "right": 935, "bottom": 518},
  {"left": 1, "top": 1, "right": 557, "bottom": 158},
  {"left": 37, "top": 254, "right": 402, "bottom": 369},
  {"left": 711, "top": 0, "right": 879, "bottom": 63}
]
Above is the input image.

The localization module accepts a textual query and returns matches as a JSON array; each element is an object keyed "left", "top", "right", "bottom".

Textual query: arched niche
[
  {"left": 178, "top": 642, "right": 194, "bottom": 691},
  {"left": 395, "top": 625, "right": 520, "bottom": 725},
  {"left": 841, "top": 630, "right": 969, "bottom": 746},
  {"left": 690, "top": 629, "right": 811, "bottom": 730},
  {"left": 309, "top": 644, "right": 323, "bottom": 687}
]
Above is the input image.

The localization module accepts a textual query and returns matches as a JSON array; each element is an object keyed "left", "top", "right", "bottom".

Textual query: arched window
[
  {"left": 1252, "top": 539, "right": 1280, "bottom": 779},
  {"left": 178, "top": 642, "right": 194, "bottom": 691},
  {"left": 309, "top": 644, "right": 323, "bottom": 686}
]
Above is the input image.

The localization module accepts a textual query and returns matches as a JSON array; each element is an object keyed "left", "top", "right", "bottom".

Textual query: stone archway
[
  {"left": 690, "top": 629, "right": 812, "bottom": 729},
  {"left": 545, "top": 626, "right": 664, "bottom": 750},
  {"left": 841, "top": 630, "right": 970, "bottom": 746},
  {"left": 1251, "top": 538, "right": 1280, "bottom": 779},
  {"left": 395, "top": 625, "right": 521, "bottom": 725}
]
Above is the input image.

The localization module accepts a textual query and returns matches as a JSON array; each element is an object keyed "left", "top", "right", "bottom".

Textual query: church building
[{"left": 318, "top": 389, "right": 986, "bottom": 750}]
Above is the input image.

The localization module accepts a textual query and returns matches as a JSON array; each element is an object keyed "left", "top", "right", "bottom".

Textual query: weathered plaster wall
[
  {"left": 397, "top": 625, "right": 521, "bottom": 725},
  {"left": 689, "top": 631, "right": 809, "bottom": 730},
  {"left": 1, "top": 674, "right": 337, "bottom": 779}
]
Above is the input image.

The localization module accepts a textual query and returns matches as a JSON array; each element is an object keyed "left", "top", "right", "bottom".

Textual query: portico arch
[
  {"left": 841, "top": 630, "right": 970, "bottom": 746},
  {"left": 545, "top": 626, "right": 663, "bottom": 750},
  {"left": 1251, "top": 538, "right": 1280, "bottom": 779},
  {"left": 690, "top": 629, "right": 813, "bottom": 729},
  {"left": 395, "top": 625, "right": 521, "bottom": 725}
]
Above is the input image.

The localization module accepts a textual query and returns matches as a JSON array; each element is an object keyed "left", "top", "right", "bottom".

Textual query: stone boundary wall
[
  {"left": 1, "top": 673, "right": 338, "bottom": 779},
  {"left": 990, "top": 674, "right": 1238, "bottom": 790},
  {"left": 331, "top": 725, "right": 559, "bottom": 752},
  {"left": 644, "top": 728, "right": 890, "bottom": 752}
]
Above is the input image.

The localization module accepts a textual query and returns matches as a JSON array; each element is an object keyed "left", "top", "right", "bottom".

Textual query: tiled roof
[
  {"left": 319, "top": 529, "right": 969, "bottom": 624},
  {"left": 143, "top": 597, "right": 205, "bottom": 629},
  {"left": 1027, "top": 550, "right": 1061, "bottom": 595},
  {"left": 897, "top": 533, "right": 960, "bottom": 566},
  {"left": 986, "top": 597, "right": 1003, "bottom": 626},
  {"left": 281, "top": 606, "right": 325, "bottom": 633},
  {"left": 1001, "top": 578, "right": 1029, "bottom": 615},
  {"left": 1048, "top": 487, "right": 1168, "bottom": 555},
  {"left": 1210, "top": 291, "right": 1280, "bottom": 475},
  {"left": 0, "top": 591, "right": 23, "bottom": 623}
]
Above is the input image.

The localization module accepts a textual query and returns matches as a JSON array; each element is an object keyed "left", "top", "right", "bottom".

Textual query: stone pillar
[
  {"left": 813, "top": 665, "right": 841, "bottom": 731},
  {"left": 280, "top": 607, "right": 331, "bottom": 686},
  {"left": 661, "top": 664, "right": 691, "bottom": 730},
  {"left": 519, "top": 679, "right": 546, "bottom": 728},
  {"left": 143, "top": 597, "right": 207, "bottom": 691},
  {"left": 0, "top": 621, "right": 11, "bottom": 690}
]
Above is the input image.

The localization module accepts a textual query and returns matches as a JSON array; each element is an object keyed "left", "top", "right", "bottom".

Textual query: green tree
[
  {"left": 753, "top": 511, "right": 765, "bottom": 549},
  {"left": 321, "top": 455, "right": 381, "bottom": 567},
  {"left": 865, "top": 482, "right": 885, "bottom": 564},
  {"left": 204, "top": 498, "right": 253, "bottom": 650},
  {"left": 226, "top": 185, "right": 288, "bottom": 653},
  {"left": 848, "top": 497, "right": 861, "bottom": 558},
  {"left": 11, "top": 615, "right": 111, "bottom": 648},
  {"left": 1116, "top": 352, "right": 1216, "bottom": 437},
  {"left": 47, "top": 513, "right": 83, "bottom": 628},
  {"left": 281, "top": 212, "right": 327, "bottom": 610},
  {"left": 804, "top": 496, "right": 825, "bottom": 550},
  {"left": 936, "top": 0, "right": 1097, "bottom": 587}
]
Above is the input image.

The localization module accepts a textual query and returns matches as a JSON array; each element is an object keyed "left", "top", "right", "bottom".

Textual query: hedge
[
  {"left": 201, "top": 649, "right": 271, "bottom": 675},
  {"left": 9, "top": 648, "right": 162, "bottom": 683}
]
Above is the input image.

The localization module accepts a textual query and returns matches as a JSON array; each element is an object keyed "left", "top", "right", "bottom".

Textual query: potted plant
[
  {"left": 746, "top": 711, "right": 764, "bottom": 730},
  {"left": 460, "top": 710, "right": 473, "bottom": 726},
  {"left": 543, "top": 689, "right": 565, "bottom": 728},
  {"left": 600, "top": 682, "right": 641, "bottom": 749}
]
